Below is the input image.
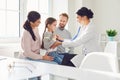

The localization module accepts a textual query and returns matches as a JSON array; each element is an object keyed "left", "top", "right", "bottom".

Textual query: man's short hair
[{"left": 59, "top": 13, "right": 69, "bottom": 20}]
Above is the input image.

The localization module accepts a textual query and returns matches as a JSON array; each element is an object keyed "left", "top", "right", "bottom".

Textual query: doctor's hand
[
  {"left": 56, "top": 35, "right": 64, "bottom": 42},
  {"left": 50, "top": 41, "right": 62, "bottom": 49},
  {"left": 42, "top": 54, "right": 54, "bottom": 61},
  {"left": 52, "top": 34, "right": 57, "bottom": 40}
]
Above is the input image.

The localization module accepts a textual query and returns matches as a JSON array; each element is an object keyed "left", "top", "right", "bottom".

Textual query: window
[
  {"left": 0, "top": 0, "right": 20, "bottom": 38},
  {"left": 0, "top": 0, "right": 49, "bottom": 40},
  {"left": 26, "top": 0, "right": 49, "bottom": 37}
]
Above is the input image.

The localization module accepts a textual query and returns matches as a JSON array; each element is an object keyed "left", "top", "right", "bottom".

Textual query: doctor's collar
[{"left": 81, "top": 20, "right": 92, "bottom": 27}]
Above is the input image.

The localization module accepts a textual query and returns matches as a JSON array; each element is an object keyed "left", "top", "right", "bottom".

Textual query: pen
[
  {"left": 0, "top": 58, "right": 7, "bottom": 61},
  {"left": 8, "top": 65, "right": 33, "bottom": 73}
]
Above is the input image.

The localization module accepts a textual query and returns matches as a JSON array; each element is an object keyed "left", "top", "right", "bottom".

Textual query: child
[{"left": 42, "top": 17, "right": 64, "bottom": 64}]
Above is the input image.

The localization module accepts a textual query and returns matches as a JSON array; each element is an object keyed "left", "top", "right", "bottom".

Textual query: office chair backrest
[
  {"left": 82, "top": 69, "right": 120, "bottom": 80},
  {"left": 79, "top": 52, "right": 119, "bottom": 73}
]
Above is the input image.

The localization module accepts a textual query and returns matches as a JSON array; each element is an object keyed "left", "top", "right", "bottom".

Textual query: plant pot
[{"left": 108, "top": 36, "right": 114, "bottom": 41}]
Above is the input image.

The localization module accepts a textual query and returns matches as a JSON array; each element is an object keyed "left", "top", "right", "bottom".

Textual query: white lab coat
[{"left": 62, "top": 22, "right": 101, "bottom": 67}]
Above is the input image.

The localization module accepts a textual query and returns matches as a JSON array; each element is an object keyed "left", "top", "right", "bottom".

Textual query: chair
[
  {"left": 79, "top": 52, "right": 119, "bottom": 73},
  {"left": 81, "top": 69, "right": 120, "bottom": 80}
]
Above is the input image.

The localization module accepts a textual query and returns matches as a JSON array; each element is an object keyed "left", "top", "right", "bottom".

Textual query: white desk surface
[{"left": 0, "top": 56, "right": 120, "bottom": 80}]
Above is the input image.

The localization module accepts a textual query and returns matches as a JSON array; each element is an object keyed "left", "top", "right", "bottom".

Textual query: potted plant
[{"left": 106, "top": 29, "right": 117, "bottom": 41}]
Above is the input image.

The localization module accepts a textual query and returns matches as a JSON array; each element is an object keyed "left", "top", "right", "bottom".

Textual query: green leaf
[{"left": 106, "top": 29, "right": 117, "bottom": 37}]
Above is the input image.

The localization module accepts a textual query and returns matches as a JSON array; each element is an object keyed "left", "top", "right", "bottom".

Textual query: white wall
[
  {"left": 95, "top": 0, "right": 120, "bottom": 33},
  {"left": 68, "top": 0, "right": 83, "bottom": 54},
  {"left": 68, "top": 0, "right": 76, "bottom": 36},
  {"left": 82, "top": 0, "right": 120, "bottom": 35},
  {"left": 52, "top": 0, "right": 68, "bottom": 19}
]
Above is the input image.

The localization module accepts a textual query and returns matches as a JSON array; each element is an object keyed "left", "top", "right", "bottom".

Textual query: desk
[{"left": 0, "top": 56, "right": 120, "bottom": 80}]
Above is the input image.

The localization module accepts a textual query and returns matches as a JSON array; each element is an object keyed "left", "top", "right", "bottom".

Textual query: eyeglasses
[{"left": 8, "top": 61, "right": 36, "bottom": 73}]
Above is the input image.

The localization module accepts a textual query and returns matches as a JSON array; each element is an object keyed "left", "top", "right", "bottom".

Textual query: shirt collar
[{"left": 58, "top": 27, "right": 65, "bottom": 31}]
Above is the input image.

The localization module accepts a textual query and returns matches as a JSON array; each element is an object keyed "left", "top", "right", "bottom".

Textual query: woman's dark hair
[
  {"left": 41, "top": 17, "right": 56, "bottom": 49},
  {"left": 23, "top": 11, "right": 41, "bottom": 41},
  {"left": 76, "top": 7, "right": 94, "bottom": 19}
]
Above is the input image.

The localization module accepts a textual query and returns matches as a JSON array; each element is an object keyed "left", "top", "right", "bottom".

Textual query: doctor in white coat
[{"left": 59, "top": 7, "right": 101, "bottom": 67}]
